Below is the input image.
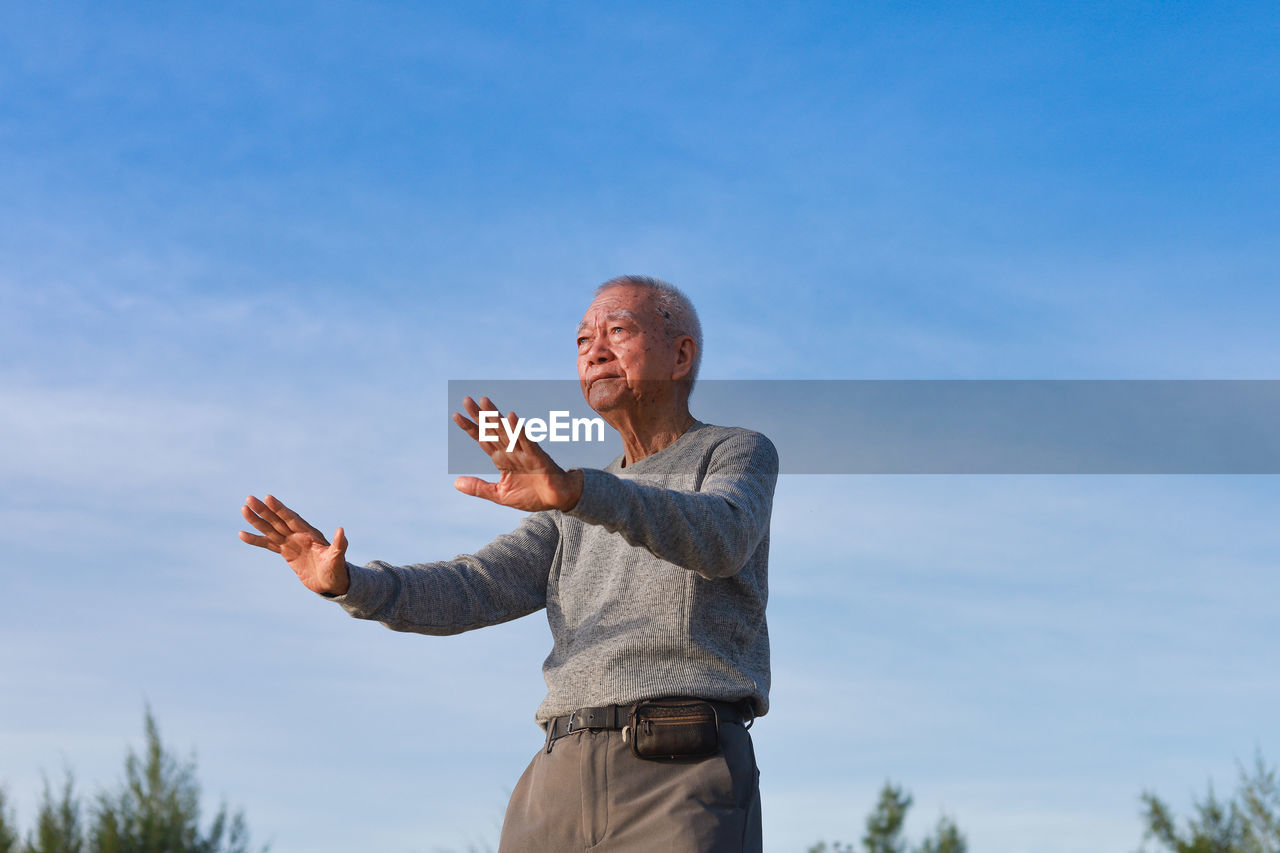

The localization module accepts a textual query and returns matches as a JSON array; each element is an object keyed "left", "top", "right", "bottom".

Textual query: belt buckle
[{"left": 547, "top": 710, "right": 579, "bottom": 755}]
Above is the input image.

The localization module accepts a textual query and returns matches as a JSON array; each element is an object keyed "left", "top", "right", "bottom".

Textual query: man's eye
[{"left": 577, "top": 337, "right": 589, "bottom": 346}]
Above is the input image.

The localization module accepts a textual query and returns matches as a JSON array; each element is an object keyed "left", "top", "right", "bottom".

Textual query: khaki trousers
[{"left": 498, "top": 719, "right": 762, "bottom": 852}]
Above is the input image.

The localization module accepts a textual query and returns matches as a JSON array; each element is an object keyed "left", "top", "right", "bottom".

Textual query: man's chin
[{"left": 586, "top": 382, "right": 628, "bottom": 412}]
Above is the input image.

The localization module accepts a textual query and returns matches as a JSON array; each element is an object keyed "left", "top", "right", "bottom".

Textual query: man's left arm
[
  {"left": 451, "top": 397, "right": 777, "bottom": 580},
  {"left": 568, "top": 431, "right": 778, "bottom": 580}
]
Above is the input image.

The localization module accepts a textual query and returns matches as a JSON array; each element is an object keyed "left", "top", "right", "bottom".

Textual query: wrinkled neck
[{"left": 612, "top": 406, "right": 696, "bottom": 466}]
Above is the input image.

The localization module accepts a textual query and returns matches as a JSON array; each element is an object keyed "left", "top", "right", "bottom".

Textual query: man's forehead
[{"left": 577, "top": 307, "right": 639, "bottom": 331}]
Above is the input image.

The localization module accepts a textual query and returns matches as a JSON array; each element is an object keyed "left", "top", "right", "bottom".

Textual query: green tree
[
  {"left": 863, "top": 783, "right": 912, "bottom": 853},
  {"left": 26, "top": 773, "right": 83, "bottom": 853},
  {"left": 1238, "top": 753, "right": 1280, "bottom": 853},
  {"left": 916, "top": 816, "right": 967, "bottom": 853},
  {"left": 0, "top": 710, "right": 264, "bottom": 853},
  {"left": 809, "top": 782, "right": 967, "bottom": 853},
  {"left": 90, "top": 709, "right": 261, "bottom": 853},
  {"left": 1141, "top": 753, "right": 1280, "bottom": 853},
  {"left": 1, "top": 788, "right": 20, "bottom": 853},
  {"left": 1141, "top": 785, "right": 1243, "bottom": 853}
]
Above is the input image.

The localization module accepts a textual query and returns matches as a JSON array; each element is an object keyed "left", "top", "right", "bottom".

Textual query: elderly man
[{"left": 239, "top": 276, "right": 777, "bottom": 852}]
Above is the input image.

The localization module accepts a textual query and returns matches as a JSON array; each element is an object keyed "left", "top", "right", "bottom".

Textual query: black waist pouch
[{"left": 628, "top": 699, "right": 720, "bottom": 760}]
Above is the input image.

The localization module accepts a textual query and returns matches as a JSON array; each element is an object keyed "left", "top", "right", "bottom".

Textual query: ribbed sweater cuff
[
  {"left": 567, "top": 467, "right": 620, "bottom": 528},
  {"left": 318, "top": 561, "right": 387, "bottom": 607}
]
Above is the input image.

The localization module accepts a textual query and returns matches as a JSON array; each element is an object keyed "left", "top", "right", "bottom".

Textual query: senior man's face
[{"left": 576, "top": 285, "right": 686, "bottom": 415}]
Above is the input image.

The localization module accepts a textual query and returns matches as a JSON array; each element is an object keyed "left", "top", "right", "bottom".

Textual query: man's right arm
[
  {"left": 240, "top": 493, "right": 559, "bottom": 636},
  {"left": 330, "top": 511, "right": 559, "bottom": 636}
]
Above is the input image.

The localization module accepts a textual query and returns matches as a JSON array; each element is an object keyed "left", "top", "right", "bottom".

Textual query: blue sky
[{"left": 2, "top": 2, "right": 1278, "bottom": 851}]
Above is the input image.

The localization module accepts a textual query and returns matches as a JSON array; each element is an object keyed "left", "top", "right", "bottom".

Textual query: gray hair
[{"left": 596, "top": 275, "right": 703, "bottom": 389}]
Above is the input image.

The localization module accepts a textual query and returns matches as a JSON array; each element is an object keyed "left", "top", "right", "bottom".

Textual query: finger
[
  {"left": 454, "top": 475, "right": 500, "bottom": 503},
  {"left": 505, "top": 409, "right": 537, "bottom": 453},
  {"left": 455, "top": 411, "right": 504, "bottom": 461},
  {"left": 332, "top": 526, "right": 348, "bottom": 557},
  {"left": 242, "top": 501, "right": 286, "bottom": 539},
  {"left": 473, "top": 397, "right": 506, "bottom": 427},
  {"left": 238, "top": 529, "right": 281, "bottom": 552},
  {"left": 455, "top": 406, "right": 509, "bottom": 459},
  {"left": 479, "top": 397, "right": 507, "bottom": 434},
  {"left": 246, "top": 495, "right": 289, "bottom": 535},
  {"left": 501, "top": 408, "right": 552, "bottom": 463},
  {"left": 264, "top": 494, "right": 322, "bottom": 537},
  {"left": 453, "top": 410, "right": 482, "bottom": 440},
  {"left": 454, "top": 396, "right": 479, "bottom": 429},
  {"left": 464, "top": 395, "right": 502, "bottom": 428}
]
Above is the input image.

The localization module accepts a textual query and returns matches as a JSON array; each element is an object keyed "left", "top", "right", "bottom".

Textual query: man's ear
[{"left": 670, "top": 335, "right": 697, "bottom": 381}]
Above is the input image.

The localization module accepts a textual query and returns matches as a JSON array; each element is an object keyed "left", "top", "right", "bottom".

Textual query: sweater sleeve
[
  {"left": 567, "top": 430, "right": 778, "bottom": 580},
  {"left": 327, "top": 511, "right": 559, "bottom": 635}
]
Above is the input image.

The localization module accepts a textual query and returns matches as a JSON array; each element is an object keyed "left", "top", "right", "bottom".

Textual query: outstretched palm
[
  {"left": 451, "top": 396, "right": 583, "bottom": 512},
  {"left": 239, "top": 494, "right": 350, "bottom": 595}
]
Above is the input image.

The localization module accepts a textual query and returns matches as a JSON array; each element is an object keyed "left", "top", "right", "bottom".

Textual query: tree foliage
[
  {"left": 804, "top": 755, "right": 1280, "bottom": 853},
  {"left": 1141, "top": 753, "right": 1280, "bottom": 853},
  {"left": 916, "top": 816, "right": 967, "bottom": 853},
  {"left": 0, "top": 709, "right": 264, "bottom": 853},
  {"left": 808, "top": 782, "right": 967, "bottom": 853},
  {"left": 1, "top": 788, "right": 20, "bottom": 853},
  {"left": 863, "top": 783, "right": 912, "bottom": 853},
  {"left": 28, "top": 773, "right": 84, "bottom": 853},
  {"left": 90, "top": 709, "right": 255, "bottom": 853}
]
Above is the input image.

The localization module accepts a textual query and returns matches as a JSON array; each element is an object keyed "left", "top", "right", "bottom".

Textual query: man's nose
[{"left": 585, "top": 334, "right": 613, "bottom": 363}]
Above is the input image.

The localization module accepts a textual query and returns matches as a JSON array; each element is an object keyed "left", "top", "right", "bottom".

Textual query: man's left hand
[{"left": 452, "top": 396, "right": 584, "bottom": 512}]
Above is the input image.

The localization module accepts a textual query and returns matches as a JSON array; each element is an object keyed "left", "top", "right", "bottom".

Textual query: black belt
[{"left": 544, "top": 698, "right": 753, "bottom": 747}]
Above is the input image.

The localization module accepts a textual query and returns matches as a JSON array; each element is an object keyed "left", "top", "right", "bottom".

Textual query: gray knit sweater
[{"left": 331, "top": 421, "right": 778, "bottom": 724}]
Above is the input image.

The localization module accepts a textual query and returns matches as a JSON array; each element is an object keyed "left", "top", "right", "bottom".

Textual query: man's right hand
[{"left": 239, "top": 494, "right": 350, "bottom": 596}]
